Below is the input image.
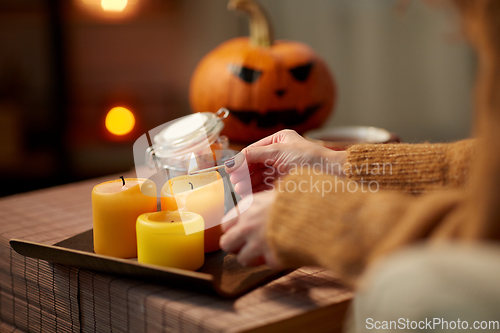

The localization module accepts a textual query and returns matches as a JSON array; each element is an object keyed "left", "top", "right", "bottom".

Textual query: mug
[{"left": 304, "top": 126, "right": 400, "bottom": 151}]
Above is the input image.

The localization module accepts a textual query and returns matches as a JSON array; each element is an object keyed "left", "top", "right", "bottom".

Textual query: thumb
[{"left": 224, "top": 152, "right": 247, "bottom": 173}]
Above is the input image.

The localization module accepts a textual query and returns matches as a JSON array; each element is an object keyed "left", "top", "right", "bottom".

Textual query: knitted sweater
[
  {"left": 266, "top": 140, "right": 478, "bottom": 285},
  {"left": 266, "top": 0, "right": 500, "bottom": 287}
]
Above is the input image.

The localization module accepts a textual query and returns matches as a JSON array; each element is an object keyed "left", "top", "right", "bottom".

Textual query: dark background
[{"left": 0, "top": 0, "right": 474, "bottom": 197}]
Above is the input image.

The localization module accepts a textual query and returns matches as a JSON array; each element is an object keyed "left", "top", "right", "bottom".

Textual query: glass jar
[
  {"left": 145, "top": 108, "right": 231, "bottom": 174},
  {"left": 134, "top": 108, "right": 241, "bottom": 218}
]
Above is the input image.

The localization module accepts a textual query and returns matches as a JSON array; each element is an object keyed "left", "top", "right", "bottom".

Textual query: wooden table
[{"left": 0, "top": 174, "right": 353, "bottom": 333}]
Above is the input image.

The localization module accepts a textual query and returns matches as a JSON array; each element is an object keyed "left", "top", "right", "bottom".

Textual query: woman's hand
[
  {"left": 225, "top": 130, "right": 347, "bottom": 196},
  {"left": 220, "top": 191, "right": 281, "bottom": 268}
]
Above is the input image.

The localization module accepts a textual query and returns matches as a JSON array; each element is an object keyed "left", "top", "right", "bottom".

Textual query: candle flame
[{"left": 188, "top": 153, "right": 198, "bottom": 175}]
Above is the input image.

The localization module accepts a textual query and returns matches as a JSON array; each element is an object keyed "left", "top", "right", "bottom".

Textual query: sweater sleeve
[
  {"left": 267, "top": 173, "right": 466, "bottom": 286},
  {"left": 344, "top": 140, "right": 476, "bottom": 193}
]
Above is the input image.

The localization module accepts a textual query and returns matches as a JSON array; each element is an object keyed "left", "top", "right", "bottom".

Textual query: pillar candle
[
  {"left": 92, "top": 178, "right": 156, "bottom": 258},
  {"left": 161, "top": 171, "right": 224, "bottom": 253},
  {"left": 136, "top": 210, "right": 204, "bottom": 270}
]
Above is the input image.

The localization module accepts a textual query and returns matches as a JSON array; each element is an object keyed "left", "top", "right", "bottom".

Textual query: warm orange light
[
  {"left": 105, "top": 107, "right": 135, "bottom": 136},
  {"left": 76, "top": 0, "right": 140, "bottom": 21},
  {"left": 101, "top": 0, "right": 127, "bottom": 12}
]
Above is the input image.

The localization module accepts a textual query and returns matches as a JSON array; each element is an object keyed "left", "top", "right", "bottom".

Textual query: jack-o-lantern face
[{"left": 189, "top": 0, "right": 336, "bottom": 143}]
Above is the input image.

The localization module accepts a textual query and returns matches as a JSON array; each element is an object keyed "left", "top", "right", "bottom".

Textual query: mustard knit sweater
[
  {"left": 266, "top": 0, "right": 500, "bottom": 287},
  {"left": 266, "top": 140, "right": 478, "bottom": 285}
]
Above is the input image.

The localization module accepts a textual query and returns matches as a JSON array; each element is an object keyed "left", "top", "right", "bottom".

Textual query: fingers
[
  {"left": 244, "top": 146, "right": 280, "bottom": 166},
  {"left": 247, "top": 129, "right": 301, "bottom": 148},
  {"left": 225, "top": 130, "right": 304, "bottom": 181},
  {"left": 233, "top": 169, "right": 274, "bottom": 195},
  {"left": 224, "top": 236, "right": 279, "bottom": 268},
  {"left": 219, "top": 227, "right": 245, "bottom": 254},
  {"left": 221, "top": 214, "right": 238, "bottom": 233},
  {"left": 246, "top": 133, "right": 280, "bottom": 148},
  {"left": 228, "top": 145, "right": 280, "bottom": 172},
  {"left": 237, "top": 243, "right": 266, "bottom": 267},
  {"left": 233, "top": 178, "right": 251, "bottom": 196},
  {"left": 227, "top": 154, "right": 275, "bottom": 196},
  {"left": 225, "top": 142, "right": 281, "bottom": 178},
  {"left": 220, "top": 190, "right": 282, "bottom": 269},
  {"left": 230, "top": 163, "right": 270, "bottom": 183},
  {"left": 264, "top": 250, "right": 282, "bottom": 270},
  {"left": 229, "top": 167, "right": 251, "bottom": 184},
  {"left": 224, "top": 152, "right": 246, "bottom": 173}
]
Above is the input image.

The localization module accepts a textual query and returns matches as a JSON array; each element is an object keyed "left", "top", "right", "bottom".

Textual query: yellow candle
[
  {"left": 161, "top": 171, "right": 224, "bottom": 253},
  {"left": 92, "top": 178, "right": 156, "bottom": 259},
  {"left": 136, "top": 210, "right": 204, "bottom": 271}
]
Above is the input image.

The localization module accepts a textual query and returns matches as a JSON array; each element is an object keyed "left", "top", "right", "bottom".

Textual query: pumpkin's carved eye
[
  {"left": 289, "top": 62, "right": 314, "bottom": 82},
  {"left": 228, "top": 64, "right": 262, "bottom": 83}
]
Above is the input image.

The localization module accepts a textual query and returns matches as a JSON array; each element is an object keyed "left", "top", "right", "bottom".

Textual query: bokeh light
[
  {"left": 101, "top": 0, "right": 128, "bottom": 12},
  {"left": 105, "top": 106, "right": 135, "bottom": 136},
  {"left": 76, "top": 0, "right": 140, "bottom": 21}
]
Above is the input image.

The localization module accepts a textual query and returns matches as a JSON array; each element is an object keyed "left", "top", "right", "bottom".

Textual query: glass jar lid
[{"left": 151, "top": 108, "right": 229, "bottom": 159}]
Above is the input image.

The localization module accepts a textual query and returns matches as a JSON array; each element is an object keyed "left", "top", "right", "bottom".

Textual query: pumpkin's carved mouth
[{"left": 228, "top": 104, "right": 322, "bottom": 128}]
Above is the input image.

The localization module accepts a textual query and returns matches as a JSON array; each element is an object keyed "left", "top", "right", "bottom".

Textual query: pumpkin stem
[{"left": 228, "top": 0, "right": 274, "bottom": 47}]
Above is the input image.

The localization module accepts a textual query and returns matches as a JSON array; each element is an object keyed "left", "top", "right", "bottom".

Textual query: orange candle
[
  {"left": 92, "top": 178, "right": 156, "bottom": 258},
  {"left": 161, "top": 171, "right": 224, "bottom": 253}
]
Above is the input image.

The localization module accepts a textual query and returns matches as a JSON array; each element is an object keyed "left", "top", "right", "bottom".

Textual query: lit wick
[
  {"left": 120, "top": 176, "right": 125, "bottom": 186},
  {"left": 189, "top": 182, "right": 194, "bottom": 190}
]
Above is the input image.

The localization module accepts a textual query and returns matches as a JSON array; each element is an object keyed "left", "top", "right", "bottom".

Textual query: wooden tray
[{"left": 10, "top": 229, "right": 285, "bottom": 298}]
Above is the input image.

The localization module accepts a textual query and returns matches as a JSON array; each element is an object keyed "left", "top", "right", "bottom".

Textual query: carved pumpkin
[{"left": 189, "top": 0, "right": 336, "bottom": 143}]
